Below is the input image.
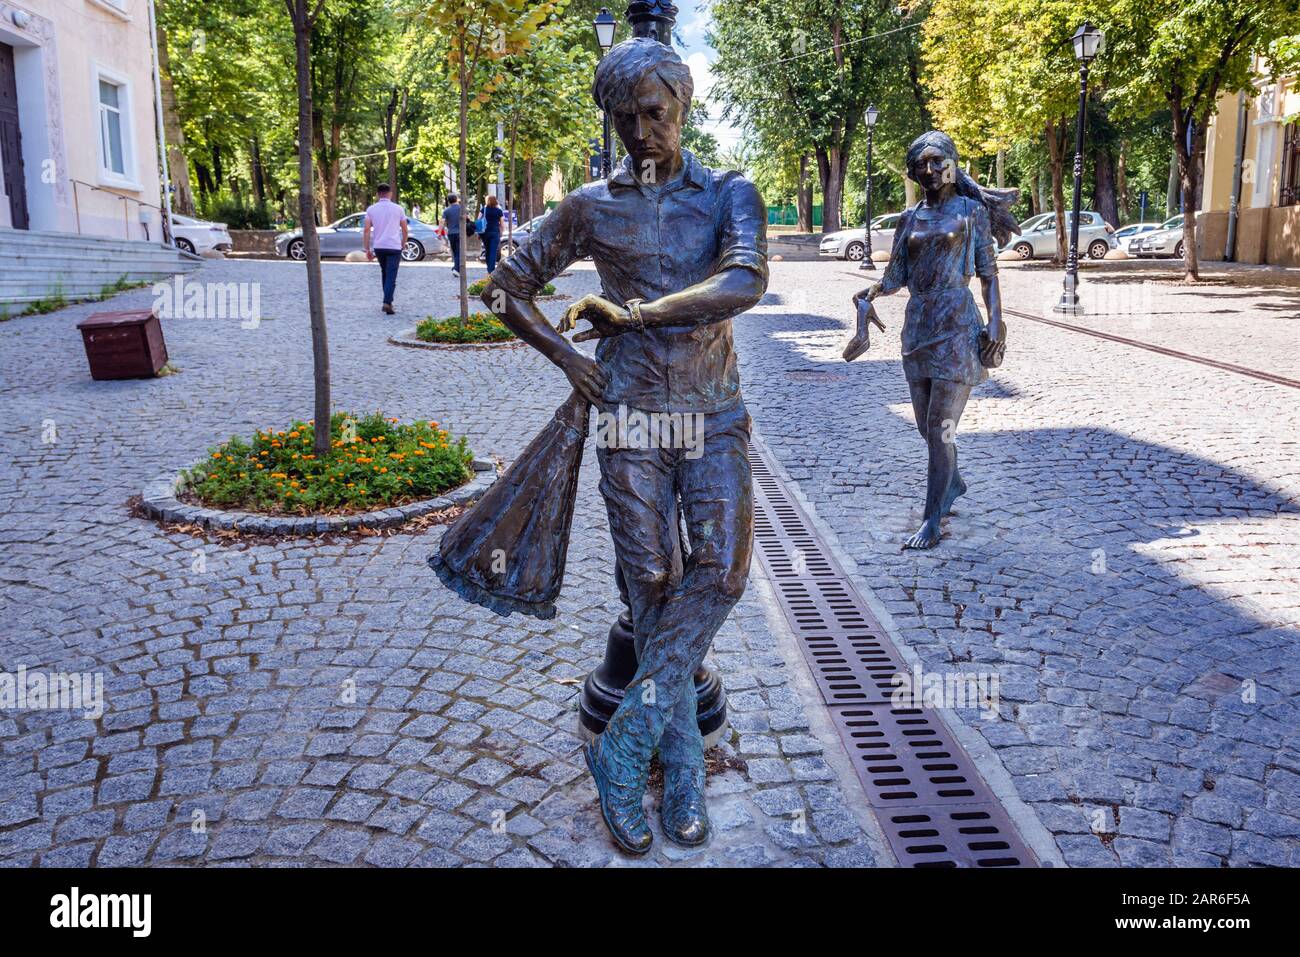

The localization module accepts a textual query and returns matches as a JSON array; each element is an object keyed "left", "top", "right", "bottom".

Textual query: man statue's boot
[
  {"left": 584, "top": 719, "right": 653, "bottom": 855},
  {"left": 658, "top": 693, "right": 710, "bottom": 847}
]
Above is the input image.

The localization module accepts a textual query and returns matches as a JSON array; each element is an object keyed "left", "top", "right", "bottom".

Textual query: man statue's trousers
[{"left": 594, "top": 400, "right": 753, "bottom": 776}]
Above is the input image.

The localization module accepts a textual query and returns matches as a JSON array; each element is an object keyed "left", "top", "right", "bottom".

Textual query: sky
[{"left": 674, "top": 0, "right": 744, "bottom": 154}]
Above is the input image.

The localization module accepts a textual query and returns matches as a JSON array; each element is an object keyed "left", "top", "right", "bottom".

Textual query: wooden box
[{"left": 77, "top": 309, "right": 168, "bottom": 380}]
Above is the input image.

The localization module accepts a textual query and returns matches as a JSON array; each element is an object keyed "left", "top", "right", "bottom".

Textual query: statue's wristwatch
[{"left": 625, "top": 298, "right": 646, "bottom": 332}]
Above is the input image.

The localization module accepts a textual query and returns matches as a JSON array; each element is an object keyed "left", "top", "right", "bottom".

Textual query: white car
[
  {"left": 1132, "top": 215, "right": 1187, "bottom": 258},
  {"left": 819, "top": 212, "right": 902, "bottom": 261},
  {"left": 171, "top": 214, "right": 233, "bottom": 256},
  {"left": 1113, "top": 221, "right": 1164, "bottom": 253},
  {"left": 1001, "top": 211, "right": 1116, "bottom": 260}
]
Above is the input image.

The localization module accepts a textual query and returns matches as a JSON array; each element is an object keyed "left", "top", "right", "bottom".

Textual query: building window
[
  {"left": 1282, "top": 120, "right": 1299, "bottom": 208},
  {"left": 93, "top": 66, "right": 136, "bottom": 187},
  {"left": 98, "top": 80, "right": 125, "bottom": 175}
]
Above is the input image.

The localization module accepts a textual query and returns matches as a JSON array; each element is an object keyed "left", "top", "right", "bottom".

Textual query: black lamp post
[
  {"left": 859, "top": 104, "right": 879, "bottom": 271},
  {"left": 578, "top": 0, "right": 727, "bottom": 748},
  {"left": 1053, "top": 22, "right": 1104, "bottom": 315},
  {"left": 593, "top": 8, "right": 618, "bottom": 177}
]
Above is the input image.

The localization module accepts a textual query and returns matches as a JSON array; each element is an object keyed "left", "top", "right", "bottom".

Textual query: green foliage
[
  {"left": 200, "top": 197, "right": 276, "bottom": 229},
  {"left": 682, "top": 101, "right": 722, "bottom": 167},
  {"left": 186, "top": 411, "right": 473, "bottom": 514},
  {"left": 416, "top": 311, "right": 517, "bottom": 341}
]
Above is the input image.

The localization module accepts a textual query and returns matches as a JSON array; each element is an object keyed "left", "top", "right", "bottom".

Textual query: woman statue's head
[{"left": 905, "top": 130, "right": 1021, "bottom": 246}]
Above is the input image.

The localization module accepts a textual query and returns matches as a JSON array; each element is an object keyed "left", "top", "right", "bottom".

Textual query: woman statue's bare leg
[{"left": 906, "top": 377, "right": 971, "bottom": 549}]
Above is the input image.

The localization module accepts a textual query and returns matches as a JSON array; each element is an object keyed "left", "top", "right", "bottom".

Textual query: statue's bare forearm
[
  {"left": 981, "top": 274, "right": 1002, "bottom": 323},
  {"left": 639, "top": 267, "right": 766, "bottom": 328},
  {"left": 482, "top": 282, "right": 577, "bottom": 368}
]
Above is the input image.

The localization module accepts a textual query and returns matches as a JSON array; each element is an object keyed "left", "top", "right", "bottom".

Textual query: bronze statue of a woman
[{"left": 844, "top": 130, "right": 1019, "bottom": 549}]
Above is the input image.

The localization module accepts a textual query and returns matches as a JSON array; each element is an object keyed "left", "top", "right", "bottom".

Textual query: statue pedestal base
[{"left": 577, "top": 612, "right": 728, "bottom": 748}]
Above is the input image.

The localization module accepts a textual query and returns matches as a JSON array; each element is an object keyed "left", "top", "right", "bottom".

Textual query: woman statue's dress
[{"left": 878, "top": 194, "right": 999, "bottom": 386}]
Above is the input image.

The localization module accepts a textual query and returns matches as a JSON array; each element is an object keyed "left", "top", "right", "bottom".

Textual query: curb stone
[
  {"left": 388, "top": 329, "right": 525, "bottom": 351},
  {"left": 138, "top": 457, "right": 495, "bottom": 535}
]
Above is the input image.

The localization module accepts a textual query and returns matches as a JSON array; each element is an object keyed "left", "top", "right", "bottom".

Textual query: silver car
[
  {"left": 275, "top": 213, "right": 447, "bottom": 262},
  {"left": 1002, "top": 211, "right": 1116, "bottom": 260},
  {"left": 1132, "top": 215, "right": 1187, "bottom": 258},
  {"left": 818, "top": 213, "right": 902, "bottom": 261}
]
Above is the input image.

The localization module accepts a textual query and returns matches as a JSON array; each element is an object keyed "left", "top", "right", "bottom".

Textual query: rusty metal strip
[
  {"left": 748, "top": 443, "right": 1038, "bottom": 868},
  {"left": 1002, "top": 307, "right": 1300, "bottom": 391}
]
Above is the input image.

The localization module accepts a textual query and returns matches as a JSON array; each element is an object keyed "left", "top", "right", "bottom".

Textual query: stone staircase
[{"left": 0, "top": 227, "right": 202, "bottom": 314}]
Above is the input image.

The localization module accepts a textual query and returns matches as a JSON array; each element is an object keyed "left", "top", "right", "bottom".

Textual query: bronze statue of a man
[{"left": 481, "top": 37, "right": 768, "bottom": 853}]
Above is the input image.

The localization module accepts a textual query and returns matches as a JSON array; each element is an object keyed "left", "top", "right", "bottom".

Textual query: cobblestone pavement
[
  {"left": 3, "top": 254, "right": 1297, "bottom": 869},
  {"left": 0, "top": 257, "right": 882, "bottom": 868},
  {"left": 736, "top": 258, "right": 1300, "bottom": 867}
]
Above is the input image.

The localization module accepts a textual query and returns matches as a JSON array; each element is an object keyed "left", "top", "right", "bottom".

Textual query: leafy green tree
[
  {"left": 1106, "top": 0, "right": 1300, "bottom": 279},
  {"left": 414, "top": 0, "right": 562, "bottom": 318},
  {"left": 285, "top": 0, "right": 334, "bottom": 456},
  {"left": 710, "top": 0, "right": 926, "bottom": 232}
]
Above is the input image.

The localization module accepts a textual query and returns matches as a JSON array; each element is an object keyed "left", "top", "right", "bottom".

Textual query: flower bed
[
  {"left": 183, "top": 412, "right": 473, "bottom": 515},
  {"left": 416, "top": 312, "right": 516, "bottom": 344}
]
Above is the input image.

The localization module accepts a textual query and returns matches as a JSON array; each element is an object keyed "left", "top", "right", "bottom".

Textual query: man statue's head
[{"left": 592, "top": 37, "right": 693, "bottom": 182}]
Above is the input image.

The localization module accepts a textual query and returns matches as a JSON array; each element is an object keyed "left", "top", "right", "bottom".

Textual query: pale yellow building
[{"left": 1199, "top": 55, "right": 1299, "bottom": 267}]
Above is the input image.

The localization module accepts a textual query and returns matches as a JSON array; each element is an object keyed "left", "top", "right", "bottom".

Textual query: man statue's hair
[{"left": 592, "top": 37, "right": 693, "bottom": 114}]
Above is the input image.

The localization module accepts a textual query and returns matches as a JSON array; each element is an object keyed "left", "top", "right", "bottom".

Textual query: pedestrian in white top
[{"left": 364, "top": 184, "right": 409, "bottom": 315}]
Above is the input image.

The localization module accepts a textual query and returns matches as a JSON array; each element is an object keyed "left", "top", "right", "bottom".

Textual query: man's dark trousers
[
  {"left": 448, "top": 234, "right": 461, "bottom": 272},
  {"left": 375, "top": 248, "right": 401, "bottom": 305}
]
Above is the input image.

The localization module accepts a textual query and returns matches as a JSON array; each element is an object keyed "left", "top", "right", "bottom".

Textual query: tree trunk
[
  {"left": 1166, "top": 149, "right": 1179, "bottom": 218},
  {"left": 1116, "top": 145, "right": 1129, "bottom": 222},
  {"left": 815, "top": 147, "right": 848, "bottom": 234},
  {"left": 1045, "top": 118, "right": 1068, "bottom": 264},
  {"left": 1171, "top": 109, "right": 1205, "bottom": 281},
  {"left": 457, "top": 49, "right": 469, "bottom": 320},
  {"left": 797, "top": 152, "right": 812, "bottom": 231},
  {"left": 384, "top": 86, "right": 406, "bottom": 202},
  {"left": 250, "top": 135, "right": 267, "bottom": 206},
  {"left": 290, "top": 2, "right": 331, "bottom": 456},
  {"left": 1093, "top": 144, "right": 1119, "bottom": 227},
  {"left": 155, "top": 20, "right": 196, "bottom": 216}
]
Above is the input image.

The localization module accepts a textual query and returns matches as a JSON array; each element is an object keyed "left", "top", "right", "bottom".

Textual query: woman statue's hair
[{"left": 906, "top": 130, "right": 1021, "bottom": 247}]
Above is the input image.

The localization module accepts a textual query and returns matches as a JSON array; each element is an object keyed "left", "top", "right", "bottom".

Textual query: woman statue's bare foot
[
  {"left": 904, "top": 518, "right": 942, "bottom": 549},
  {"left": 940, "top": 472, "right": 967, "bottom": 517}
]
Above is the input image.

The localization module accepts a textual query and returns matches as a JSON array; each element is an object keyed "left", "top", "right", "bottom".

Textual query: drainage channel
[{"left": 747, "top": 442, "right": 1038, "bottom": 868}]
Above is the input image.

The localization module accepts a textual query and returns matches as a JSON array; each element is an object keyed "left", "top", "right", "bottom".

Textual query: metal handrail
[{"left": 68, "top": 178, "right": 171, "bottom": 243}]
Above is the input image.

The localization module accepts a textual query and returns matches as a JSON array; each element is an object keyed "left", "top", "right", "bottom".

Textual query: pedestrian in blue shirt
[{"left": 442, "top": 194, "right": 463, "bottom": 277}]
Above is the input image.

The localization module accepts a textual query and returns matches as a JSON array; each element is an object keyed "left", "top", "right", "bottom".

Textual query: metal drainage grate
[{"left": 748, "top": 442, "right": 1038, "bottom": 868}]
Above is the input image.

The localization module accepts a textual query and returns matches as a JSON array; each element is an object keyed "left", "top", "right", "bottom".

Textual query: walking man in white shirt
[{"left": 364, "top": 184, "right": 409, "bottom": 315}]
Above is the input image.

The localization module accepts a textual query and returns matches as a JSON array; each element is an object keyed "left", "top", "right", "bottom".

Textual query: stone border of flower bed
[
  {"left": 138, "top": 457, "right": 496, "bottom": 535},
  {"left": 387, "top": 329, "right": 525, "bottom": 350}
]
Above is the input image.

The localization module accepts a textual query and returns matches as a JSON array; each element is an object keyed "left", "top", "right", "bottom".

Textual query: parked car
[
  {"left": 274, "top": 213, "right": 447, "bottom": 262},
  {"left": 171, "top": 214, "right": 233, "bottom": 256},
  {"left": 1114, "top": 221, "right": 1165, "bottom": 253},
  {"left": 1131, "top": 215, "right": 1188, "bottom": 258},
  {"left": 1001, "top": 211, "right": 1116, "bottom": 260},
  {"left": 818, "top": 212, "right": 903, "bottom": 261}
]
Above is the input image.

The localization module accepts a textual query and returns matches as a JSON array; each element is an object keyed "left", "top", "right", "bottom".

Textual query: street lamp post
[
  {"left": 859, "top": 104, "right": 879, "bottom": 271},
  {"left": 593, "top": 8, "right": 618, "bottom": 177},
  {"left": 1054, "top": 22, "right": 1104, "bottom": 315}
]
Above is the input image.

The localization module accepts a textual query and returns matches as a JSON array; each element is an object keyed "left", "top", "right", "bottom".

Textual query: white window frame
[
  {"left": 92, "top": 63, "right": 141, "bottom": 191},
  {"left": 87, "top": 0, "right": 133, "bottom": 21}
]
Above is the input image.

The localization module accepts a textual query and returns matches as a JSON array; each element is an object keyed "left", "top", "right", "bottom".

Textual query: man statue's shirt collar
[{"left": 608, "top": 149, "right": 708, "bottom": 194}]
